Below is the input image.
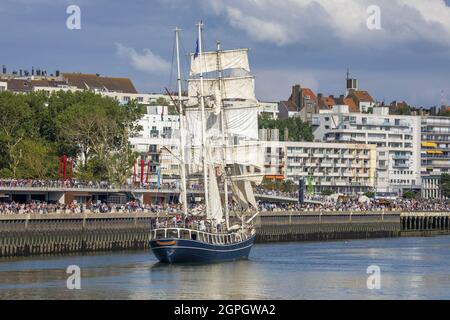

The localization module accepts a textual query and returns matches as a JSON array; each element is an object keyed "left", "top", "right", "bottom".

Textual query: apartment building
[
  {"left": 260, "top": 129, "right": 285, "bottom": 180},
  {"left": 312, "top": 105, "right": 421, "bottom": 194},
  {"left": 260, "top": 129, "right": 377, "bottom": 195},
  {"left": 129, "top": 106, "right": 181, "bottom": 181},
  {"left": 258, "top": 101, "right": 279, "bottom": 119},
  {"left": 421, "top": 116, "right": 450, "bottom": 198},
  {"left": 284, "top": 141, "right": 376, "bottom": 195}
]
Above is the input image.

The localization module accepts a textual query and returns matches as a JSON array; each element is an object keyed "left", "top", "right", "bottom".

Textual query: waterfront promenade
[{"left": 0, "top": 210, "right": 449, "bottom": 257}]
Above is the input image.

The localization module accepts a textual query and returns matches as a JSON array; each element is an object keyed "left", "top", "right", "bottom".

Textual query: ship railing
[
  {"left": 151, "top": 221, "right": 230, "bottom": 234},
  {"left": 150, "top": 226, "right": 252, "bottom": 245}
]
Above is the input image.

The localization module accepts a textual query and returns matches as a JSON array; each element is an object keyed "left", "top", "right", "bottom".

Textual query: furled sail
[
  {"left": 190, "top": 49, "right": 250, "bottom": 76},
  {"left": 208, "top": 165, "right": 223, "bottom": 222}
]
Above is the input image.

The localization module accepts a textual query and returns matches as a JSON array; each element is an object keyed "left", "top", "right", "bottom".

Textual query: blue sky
[{"left": 1, "top": 0, "right": 450, "bottom": 106}]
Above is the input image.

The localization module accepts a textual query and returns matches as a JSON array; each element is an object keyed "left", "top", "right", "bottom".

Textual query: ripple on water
[{"left": 0, "top": 236, "right": 450, "bottom": 299}]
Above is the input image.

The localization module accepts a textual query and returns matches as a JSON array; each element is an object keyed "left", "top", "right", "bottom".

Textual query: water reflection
[{"left": 0, "top": 236, "right": 449, "bottom": 299}]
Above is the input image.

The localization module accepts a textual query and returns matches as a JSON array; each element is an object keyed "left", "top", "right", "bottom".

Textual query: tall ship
[{"left": 149, "top": 22, "right": 264, "bottom": 264}]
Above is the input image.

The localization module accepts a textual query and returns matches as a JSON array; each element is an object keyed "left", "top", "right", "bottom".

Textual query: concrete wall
[{"left": 0, "top": 212, "right": 449, "bottom": 257}]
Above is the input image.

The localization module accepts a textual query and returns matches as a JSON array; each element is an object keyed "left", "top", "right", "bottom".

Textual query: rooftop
[{"left": 62, "top": 73, "right": 138, "bottom": 94}]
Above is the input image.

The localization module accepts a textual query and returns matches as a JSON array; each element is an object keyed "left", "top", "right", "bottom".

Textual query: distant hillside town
[{"left": 0, "top": 65, "right": 449, "bottom": 202}]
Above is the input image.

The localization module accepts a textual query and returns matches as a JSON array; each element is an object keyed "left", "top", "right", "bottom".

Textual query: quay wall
[
  {"left": 0, "top": 211, "right": 449, "bottom": 257},
  {"left": 254, "top": 212, "right": 401, "bottom": 242}
]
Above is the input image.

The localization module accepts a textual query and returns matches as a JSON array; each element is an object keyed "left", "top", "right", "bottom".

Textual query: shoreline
[{"left": 0, "top": 211, "right": 449, "bottom": 258}]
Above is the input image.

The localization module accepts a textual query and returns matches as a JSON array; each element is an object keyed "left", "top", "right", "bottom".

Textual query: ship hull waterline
[{"left": 150, "top": 234, "right": 256, "bottom": 264}]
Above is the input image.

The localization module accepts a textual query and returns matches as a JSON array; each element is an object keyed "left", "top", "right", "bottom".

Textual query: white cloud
[
  {"left": 115, "top": 43, "right": 170, "bottom": 74},
  {"left": 207, "top": 0, "right": 450, "bottom": 48}
]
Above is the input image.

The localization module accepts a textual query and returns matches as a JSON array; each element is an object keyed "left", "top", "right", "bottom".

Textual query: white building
[
  {"left": 260, "top": 129, "right": 377, "bottom": 195},
  {"left": 0, "top": 81, "right": 7, "bottom": 91},
  {"left": 129, "top": 105, "right": 181, "bottom": 181},
  {"left": 420, "top": 116, "right": 450, "bottom": 199},
  {"left": 312, "top": 105, "right": 422, "bottom": 194},
  {"left": 262, "top": 140, "right": 376, "bottom": 195},
  {"left": 258, "top": 101, "right": 279, "bottom": 119}
]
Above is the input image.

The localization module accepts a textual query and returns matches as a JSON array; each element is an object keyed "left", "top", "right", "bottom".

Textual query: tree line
[
  {"left": 0, "top": 91, "right": 144, "bottom": 185},
  {"left": 258, "top": 115, "right": 313, "bottom": 142}
]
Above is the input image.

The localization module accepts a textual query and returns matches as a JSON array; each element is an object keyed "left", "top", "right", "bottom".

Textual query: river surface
[{"left": 0, "top": 236, "right": 449, "bottom": 299}]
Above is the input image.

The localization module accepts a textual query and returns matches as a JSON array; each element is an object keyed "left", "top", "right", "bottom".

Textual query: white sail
[
  {"left": 185, "top": 104, "right": 259, "bottom": 143},
  {"left": 184, "top": 111, "right": 263, "bottom": 169},
  {"left": 208, "top": 165, "right": 223, "bottom": 222},
  {"left": 190, "top": 49, "right": 250, "bottom": 76},
  {"left": 188, "top": 76, "right": 256, "bottom": 102},
  {"left": 230, "top": 165, "right": 258, "bottom": 210},
  {"left": 224, "top": 103, "right": 259, "bottom": 140}
]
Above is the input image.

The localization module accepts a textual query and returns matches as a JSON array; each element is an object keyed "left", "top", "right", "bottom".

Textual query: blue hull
[{"left": 150, "top": 234, "right": 256, "bottom": 264}]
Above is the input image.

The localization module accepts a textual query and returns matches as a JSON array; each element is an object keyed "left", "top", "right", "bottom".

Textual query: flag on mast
[{"left": 194, "top": 40, "right": 199, "bottom": 60}]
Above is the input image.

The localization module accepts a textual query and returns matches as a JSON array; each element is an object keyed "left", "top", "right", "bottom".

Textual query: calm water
[{"left": 0, "top": 236, "right": 450, "bottom": 300}]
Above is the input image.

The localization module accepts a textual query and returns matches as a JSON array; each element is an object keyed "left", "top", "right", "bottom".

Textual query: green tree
[
  {"left": 403, "top": 190, "right": 417, "bottom": 199},
  {"left": 441, "top": 174, "right": 450, "bottom": 198},
  {"left": 364, "top": 191, "right": 375, "bottom": 198},
  {"left": 56, "top": 97, "right": 138, "bottom": 182},
  {"left": 0, "top": 92, "right": 35, "bottom": 177},
  {"left": 16, "top": 139, "right": 58, "bottom": 179},
  {"left": 258, "top": 115, "right": 313, "bottom": 142},
  {"left": 439, "top": 109, "right": 450, "bottom": 117},
  {"left": 0, "top": 90, "right": 144, "bottom": 183},
  {"left": 392, "top": 104, "right": 411, "bottom": 115}
]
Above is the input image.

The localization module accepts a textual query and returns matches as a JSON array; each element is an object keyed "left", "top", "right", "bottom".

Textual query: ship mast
[
  {"left": 174, "top": 27, "right": 188, "bottom": 219},
  {"left": 216, "top": 41, "right": 230, "bottom": 230},
  {"left": 197, "top": 21, "right": 210, "bottom": 217}
]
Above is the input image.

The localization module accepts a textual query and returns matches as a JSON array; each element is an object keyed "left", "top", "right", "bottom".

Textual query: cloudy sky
[{"left": 1, "top": 0, "right": 450, "bottom": 106}]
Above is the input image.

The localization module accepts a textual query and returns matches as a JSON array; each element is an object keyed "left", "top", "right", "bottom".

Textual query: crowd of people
[
  {"left": 0, "top": 179, "right": 179, "bottom": 191},
  {"left": 258, "top": 198, "right": 450, "bottom": 212},
  {"left": 0, "top": 200, "right": 183, "bottom": 215},
  {"left": 1, "top": 196, "right": 449, "bottom": 215},
  {"left": 1, "top": 178, "right": 449, "bottom": 215},
  {"left": 1, "top": 179, "right": 301, "bottom": 198}
]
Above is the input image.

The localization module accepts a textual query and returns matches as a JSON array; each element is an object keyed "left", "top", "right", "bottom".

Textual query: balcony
[
  {"left": 313, "top": 153, "right": 325, "bottom": 158},
  {"left": 393, "top": 162, "right": 409, "bottom": 168},
  {"left": 392, "top": 154, "right": 409, "bottom": 160},
  {"left": 320, "top": 162, "right": 334, "bottom": 167},
  {"left": 327, "top": 154, "right": 340, "bottom": 158}
]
